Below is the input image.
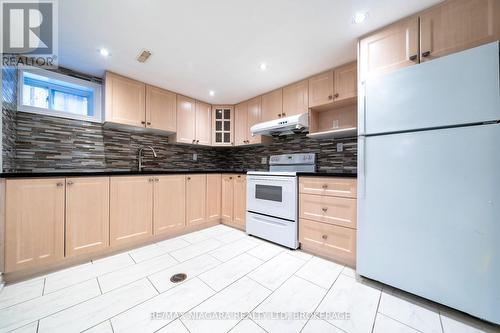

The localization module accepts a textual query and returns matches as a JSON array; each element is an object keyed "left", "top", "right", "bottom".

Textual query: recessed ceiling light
[
  {"left": 259, "top": 62, "right": 268, "bottom": 71},
  {"left": 209, "top": 90, "right": 215, "bottom": 96},
  {"left": 137, "top": 50, "right": 152, "bottom": 63},
  {"left": 99, "top": 48, "right": 110, "bottom": 57},
  {"left": 353, "top": 12, "right": 368, "bottom": 24}
]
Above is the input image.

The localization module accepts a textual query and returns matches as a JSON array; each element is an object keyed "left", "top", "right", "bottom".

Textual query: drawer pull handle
[
  {"left": 56, "top": 182, "right": 64, "bottom": 187},
  {"left": 322, "top": 234, "right": 328, "bottom": 240},
  {"left": 322, "top": 184, "right": 328, "bottom": 189},
  {"left": 322, "top": 207, "right": 328, "bottom": 212}
]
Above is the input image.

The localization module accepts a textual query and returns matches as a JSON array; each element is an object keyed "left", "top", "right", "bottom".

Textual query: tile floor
[{"left": 0, "top": 224, "right": 498, "bottom": 333}]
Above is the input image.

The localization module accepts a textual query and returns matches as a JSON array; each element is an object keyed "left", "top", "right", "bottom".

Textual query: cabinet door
[
  {"left": 283, "top": 80, "right": 308, "bottom": 116},
  {"left": 234, "top": 102, "right": 248, "bottom": 146},
  {"left": 66, "top": 177, "right": 110, "bottom": 257},
  {"left": 212, "top": 106, "right": 234, "bottom": 146},
  {"left": 110, "top": 176, "right": 153, "bottom": 247},
  {"left": 221, "top": 175, "right": 234, "bottom": 222},
  {"left": 195, "top": 101, "right": 212, "bottom": 145},
  {"left": 308, "top": 71, "right": 334, "bottom": 108},
  {"left": 154, "top": 175, "right": 186, "bottom": 236},
  {"left": 420, "top": 0, "right": 500, "bottom": 62},
  {"left": 176, "top": 95, "right": 196, "bottom": 144},
  {"left": 105, "top": 72, "right": 146, "bottom": 127},
  {"left": 145, "top": 85, "right": 176, "bottom": 132},
  {"left": 5, "top": 178, "right": 65, "bottom": 272},
  {"left": 333, "top": 62, "right": 357, "bottom": 102},
  {"left": 233, "top": 175, "right": 247, "bottom": 229},
  {"left": 261, "top": 89, "right": 283, "bottom": 122},
  {"left": 358, "top": 16, "right": 419, "bottom": 82},
  {"left": 206, "top": 174, "right": 222, "bottom": 221},
  {"left": 247, "top": 96, "right": 264, "bottom": 145},
  {"left": 186, "top": 174, "right": 207, "bottom": 226}
]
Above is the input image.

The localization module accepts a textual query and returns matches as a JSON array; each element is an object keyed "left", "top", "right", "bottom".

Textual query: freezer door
[
  {"left": 357, "top": 124, "right": 500, "bottom": 324},
  {"left": 360, "top": 42, "right": 500, "bottom": 135}
]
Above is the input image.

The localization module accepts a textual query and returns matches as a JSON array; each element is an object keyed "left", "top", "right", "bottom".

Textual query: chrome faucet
[{"left": 138, "top": 146, "right": 158, "bottom": 172}]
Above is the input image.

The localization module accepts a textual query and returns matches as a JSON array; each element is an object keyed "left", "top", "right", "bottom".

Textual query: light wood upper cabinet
[
  {"left": 308, "top": 70, "right": 334, "bottom": 108},
  {"left": 175, "top": 95, "right": 197, "bottom": 144},
  {"left": 247, "top": 96, "right": 263, "bottom": 144},
  {"left": 5, "top": 178, "right": 65, "bottom": 272},
  {"left": 233, "top": 175, "right": 246, "bottom": 229},
  {"left": 419, "top": 0, "right": 500, "bottom": 62},
  {"left": 221, "top": 174, "right": 234, "bottom": 222},
  {"left": 195, "top": 101, "right": 212, "bottom": 146},
  {"left": 212, "top": 106, "right": 234, "bottom": 146},
  {"left": 283, "top": 80, "right": 309, "bottom": 116},
  {"left": 66, "top": 177, "right": 110, "bottom": 258},
  {"left": 110, "top": 176, "right": 153, "bottom": 247},
  {"left": 206, "top": 174, "right": 222, "bottom": 221},
  {"left": 261, "top": 89, "right": 283, "bottom": 122},
  {"left": 186, "top": 174, "right": 207, "bottom": 225},
  {"left": 334, "top": 62, "right": 357, "bottom": 102},
  {"left": 234, "top": 102, "right": 248, "bottom": 146},
  {"left": 146, "top": 85, "right": 176, "bottom": 133},
  {"left": 359, "top": 16, "right": 419, "bottom": 82},
  {"left": 105, "top": 72, "right": 146, "bottom": 127},
  {"left": 154, "top": 175, "right": 186, "bottom": 236}
]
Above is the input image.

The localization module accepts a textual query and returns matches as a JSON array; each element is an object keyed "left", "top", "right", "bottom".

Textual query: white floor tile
[
  {"left": 155, "top": 237, "right": 191, "bottom": 251},
  {"left": 341, "top": 266, "right": 356, "bottom": 278},
  {"left": 378, "top": 289, "right": 442, "bottom": 333},
  {"left": 9, "top": 321, "right": 38, "bottom": 333},
  {"left": 316, "top": 274, "right": 381, "bottom": 333},
  {"left": 38, "top": 278, "right": 157, "bottom": 333},
  {"left": 373, "top": 313, "right": 420, "bottom": 333},
  {"left": 111, "top": 278, "right": 214, "bottom": 333},
  {"left": 199, "top": 225, "right": 235, "bottom": 237},
  {"left": 209, "top": 237, "right": 259, "bottom": 262},
  {"left": 295, "top": 256, "right": 343, "bottom": 289},
  {"left": 148, "top": 254, "right": 221, "bottom": 293},
  {"left": 229, "top": 319, "right": 266, "bottom": 333},
  {"left": 169, "top": 238, "right": 223, "bottom": 262},
  {"left": 440, "top": 311, "right": 490, "bottom": 333},
  {"left": 253, "top": 276, "right": 327, "bottom": 333},
  {"left": 246, "top": 241, "right": 286, "bottom": 261},
  {"left": 44, "top": 253, "right": 134, "bottom": 294},
  {"left": 182, "top": 277, "right": 271, "bottom": 333},
  {"left": 216, "top": 229, "right": 248, "bottom": 244},
  {"left": 84, "top": 320, "right": 114, "bottom": 333},
  {"left": 199, "top": 253, "right": 263, "bottom": 291},
  {"left": 0, "top": 277, "right": 45, "bottom": 309},
  {"left": 129, "top": 244, "right": 165, "bottom": 263},
  {"left": 181, "top": 230, "right": 212, "bottom": 243},
  {"left": 98, "top": 253, "right": 178, "bottom": 293},
  {"left": 301, "top": 319, "right": 344, "bottom": 333},
  {"left": 0, "top": 279, "right": 101, "bottom": 332},
  {"left": 287, "top": 249, "right": 313, "bottom": 261},
  {"left": 155, "top": 320, "right": 190, "bottom": 333},
  {"left": 248, "top": 252, "right": 305, "bottom": 290}
]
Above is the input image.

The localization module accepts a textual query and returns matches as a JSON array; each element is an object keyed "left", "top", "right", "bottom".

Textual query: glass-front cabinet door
[{"left": 212, "top": 105, "right": 234, "bottom": 146}]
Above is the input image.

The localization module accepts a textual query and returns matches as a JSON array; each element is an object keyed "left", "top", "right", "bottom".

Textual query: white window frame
[{"left": 18, "top": 68, "right": 103, "bottom": 123}]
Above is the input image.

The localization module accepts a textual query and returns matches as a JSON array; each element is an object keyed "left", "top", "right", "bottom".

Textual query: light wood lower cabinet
[
  {"left": 206, "top": 174, "right": 221, "bottom": 221},
  {"left": 233, "top": 175, "right": 246, "bottom": 229},
  {"left": 221, "top": 174, "right": 234, "bottom": 222},
  {"left": 110, "top": 176, "right": 153, "bottom": 247},
  {"left": 299, "top": 177, "right": 357, "bottom": 267},
  {"left": 221, "top": 174, "right": 246, "bottom": 230},
  {"left": 5, "top": 179, "right": 65, "bottom": 273},
  {"left": 186, "top": 174, "right": 207, "bottom": 226},
  {"left": 66, "top": 177, "right": 110, "bottom": 257},
  {"left": 153, "top": 175, "right": 186, "bottom": 235}
]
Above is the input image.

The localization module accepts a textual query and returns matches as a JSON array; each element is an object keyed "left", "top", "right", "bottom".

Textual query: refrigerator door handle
[
  {"left": 358, "top": 81, "right": 367, "bottom": 135},
  {"left": 358, "top": 136, "right": 366, "bottom": 198}
]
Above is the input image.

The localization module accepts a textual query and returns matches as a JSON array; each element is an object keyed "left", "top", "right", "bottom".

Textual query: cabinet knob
[
  {"left": 322, "top": 184, "right": 328, "bottom": 189},
  {"left": 237, "top": 175, "right": 241, "bottom": 178},
  {"left": 56, "top": 182, "right": 64, "bottom": 187},
  {"left": 192, "top": 139, "right": 196, "bottom": 143},
  {"left": 334, "top": 93, "right": 339, "bottom": 98},
  {"left": 187, "top": 177, "right": 191, "bottom": 180},
  {"left": 322, "top": 234, "right": 328, "bottom": 240},
  {"left": 277, "top": 114, "right": 282, "bottom": 117},
  {"left": 196, "top": 140, "right": 200, "bottom": 143},
  {"left": 155, "top": 178, "right": 159, "bottom": 182},
  {"left": 141, "top": 121, "right": 146, "bottom": 125},
  {"left": 148, "top": 178, "right": 154, "bottom": 182},
  {"left": 322, "top": 207, "right": 328, "bottom": 212},
  {"left": 409, "top": 54, "right": 418, "bottom": 61},
  {"left": 147, "top": 122, "right": 151, "bottom": 126},
  {"left": 328, "top": 95, "right": 333, "bottom": 100},
  {"left": 422, "top": 51, "right": 431, "bottom": 58},
  {"left": 282, "top": 112, "right": 286, "bottom": 116},
  {"left": 229, "top": 177, "right": 233, "bottom": 179},
  {"left": 67, "top": 181, "right": 74, "bottom": 186}
]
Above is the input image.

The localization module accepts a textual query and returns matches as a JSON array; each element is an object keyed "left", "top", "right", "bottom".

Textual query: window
[{"left": 18, "top": 68, "right": 102, "bottom": 122}]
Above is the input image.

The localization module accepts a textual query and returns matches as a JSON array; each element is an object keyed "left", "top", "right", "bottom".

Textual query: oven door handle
[{"left": 251, "top": 214, "right": 292, "bottom": 227}]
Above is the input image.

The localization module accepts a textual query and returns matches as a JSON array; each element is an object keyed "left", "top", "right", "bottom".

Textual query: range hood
[{"left": 250, "top": 113, "right": 309, "bottom": 136}]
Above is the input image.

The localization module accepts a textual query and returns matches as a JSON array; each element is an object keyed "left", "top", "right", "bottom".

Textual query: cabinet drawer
[
  {"left": 300, "top": 194, "right": 356, "bottom": 229},
  {"left": 299, "top": 177, "right": 357, "bottom": 198},
  {"left": 299, "top": 219, "right": 356, "bottom": 267}
]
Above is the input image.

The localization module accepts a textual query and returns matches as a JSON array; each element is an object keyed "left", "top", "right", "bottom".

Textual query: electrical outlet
[
  {"left": 336, "top": 143, "right": 344, "bottom": 152},
  {"left": 193, "top": 153, "right": 198, "bottom": 161},
  {"left": 261, "top": 157, "right": 267, "bottom": 165}
]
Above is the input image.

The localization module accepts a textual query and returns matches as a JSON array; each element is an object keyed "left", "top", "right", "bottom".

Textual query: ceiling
[{"left": 59, "top": 0, "right": 442, "bottom": 104}]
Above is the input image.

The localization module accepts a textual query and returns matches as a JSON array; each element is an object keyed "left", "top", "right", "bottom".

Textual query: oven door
[{"left": 246, "top": 175, "right": 297, "bottom": 221}]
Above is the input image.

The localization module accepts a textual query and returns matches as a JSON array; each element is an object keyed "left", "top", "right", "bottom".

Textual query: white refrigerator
[{"left": 357, "top": 42, "right": 500, "bottom": 324}]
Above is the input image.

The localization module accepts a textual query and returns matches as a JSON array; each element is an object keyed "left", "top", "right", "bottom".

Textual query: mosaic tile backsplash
[{"left": 2, "top": 66, "right": 357, "bottom": 174}]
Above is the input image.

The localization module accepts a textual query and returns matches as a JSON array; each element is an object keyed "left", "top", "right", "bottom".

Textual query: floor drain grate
[{"left": 170, "top": 273, "right": 187, "bottom": 283}]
